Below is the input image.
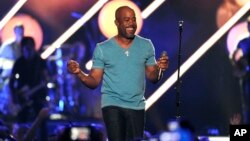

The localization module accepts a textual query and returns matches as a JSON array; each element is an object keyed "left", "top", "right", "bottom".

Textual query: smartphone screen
[{"left": 70, "top": 127, "right": 90, "bottom": 141}]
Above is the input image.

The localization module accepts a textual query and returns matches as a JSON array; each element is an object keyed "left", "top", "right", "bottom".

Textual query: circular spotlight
[
  {"left": 98, "top": 0, "right": 143, "bottom": 39},
  {"left": 227, "top": 21, "right": 249, "bottom": 58},
  {"left": 236, "top": 0, "right": 249, "bottom": 6},
  {"left": 1, "top": 14, "right": 43, "bottom": 51}
]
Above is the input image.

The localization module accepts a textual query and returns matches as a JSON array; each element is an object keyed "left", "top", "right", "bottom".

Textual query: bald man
[{"left": 67, "top": 6, "right": 169, "bottom": 141}]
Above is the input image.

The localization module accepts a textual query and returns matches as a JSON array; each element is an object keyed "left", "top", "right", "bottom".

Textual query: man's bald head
[{"left": 115, "top": 6, "right": 134, "bottom": 20}]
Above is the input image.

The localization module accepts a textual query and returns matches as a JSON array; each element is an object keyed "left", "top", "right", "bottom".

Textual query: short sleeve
[
  {"left": 146, "top": 40, "right": 157, "bottom": 66},
  {"left": 92, "top": 44, "right": 104, "bottom": 69}
]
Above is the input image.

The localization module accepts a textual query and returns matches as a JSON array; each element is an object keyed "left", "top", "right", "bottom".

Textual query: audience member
[{"left": 12, "top": 107, "right": 50, "bottom": 141}]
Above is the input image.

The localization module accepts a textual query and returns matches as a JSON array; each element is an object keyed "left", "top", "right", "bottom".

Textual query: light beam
[
  {"left": 41, "top": 0, "right": 108, "bottom": 59},
  {"left": 0, "top": 0, "right": 27, "bottom": 30},
  {"left": 142, "top": 0, "right": 166, "bottom": 19}
]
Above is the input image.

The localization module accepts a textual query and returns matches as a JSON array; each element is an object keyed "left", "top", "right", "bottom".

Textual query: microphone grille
[{"left": 161, "top": 51, "right": 168, "bottom": 57}]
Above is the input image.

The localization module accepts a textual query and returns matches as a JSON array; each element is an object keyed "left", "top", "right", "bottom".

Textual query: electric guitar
[{"left": 12, "top": 82, "right": 47, "bottom": 115}]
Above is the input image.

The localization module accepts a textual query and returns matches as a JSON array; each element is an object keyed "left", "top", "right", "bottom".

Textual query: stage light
[
  {"left": 85, "top": 60, "right": 93, "bottom": 71},
  {"left": 0, "top": 58, "right": 14, "bottom": 70},
  {"left": 145, "top": 2, "right": 250, "bottom": 110},
  {"left": 198, "top": 136, "right": 229, "bottom": 141},
  {"left": 236, "top": 0, "right": 249, "bottom": 6},
  {"left": 141, "top": 0, "right": 166, "bottom": 19},
  {"left": 41, "top": 0, "right": 108, "bottom": 59},
  {"left": 227, "top": 21, "right": 249, "bottom": 58},
  {"left": 0, "top": 0, "right": 27, "bottom": 30},
  {"left": 98, "top": 0, "right": 143, "bottom": 38},
  {"left": 1, "top": 14, "right": 43, "bottom": 51},
  {"left": 49, "top": 113, "right": 67, "bottom": 120}
]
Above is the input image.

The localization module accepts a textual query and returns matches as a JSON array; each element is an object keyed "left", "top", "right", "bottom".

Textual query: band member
[
  {"left": 0, "top": 24, "right": 24, "bottom": 115},
  {"left": 232, "top": 19, "right": 250, "bottom": 124},
  {"left": 9, "top": 37, "right": 48, "bottom": 122}
]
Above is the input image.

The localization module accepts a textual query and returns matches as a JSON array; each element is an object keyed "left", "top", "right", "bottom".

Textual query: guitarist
[{"left": 9, "top": 37, "right": 48, "bottom": 123}]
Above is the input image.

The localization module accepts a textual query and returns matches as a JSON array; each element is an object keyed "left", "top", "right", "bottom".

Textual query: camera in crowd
[{"left": 57, "top": 124, "right": 104, "bottom": 141}]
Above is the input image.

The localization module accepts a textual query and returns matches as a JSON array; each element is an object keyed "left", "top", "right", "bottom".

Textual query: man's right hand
[
  {"left": 233, "top": 48, "right": 244, "bottom": 62},
  {"left": 67, "top": 60, "right": 81, "bottom": 74}
]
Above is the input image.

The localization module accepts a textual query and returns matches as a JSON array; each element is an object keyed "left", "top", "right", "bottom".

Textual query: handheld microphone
[{"left": 158, "top": 51, "right": 167, "bottom": 80}]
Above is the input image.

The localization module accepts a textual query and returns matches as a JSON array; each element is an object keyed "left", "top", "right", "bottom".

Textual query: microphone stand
[{"left": 176, "top": 21, "right": 183, "bottom": 119}]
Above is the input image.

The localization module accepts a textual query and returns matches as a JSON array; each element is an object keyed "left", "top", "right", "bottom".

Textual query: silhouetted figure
[
  {"left": 9, "top": 36, "right": 48, "bottom": 122},
  {"left": 232, "top": 19, "right": 250, "bottom": 124}
]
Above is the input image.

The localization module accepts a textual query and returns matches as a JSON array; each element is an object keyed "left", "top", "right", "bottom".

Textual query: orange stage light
[{"left": 1, "top": 14, "right": 43, "bottom": 51}]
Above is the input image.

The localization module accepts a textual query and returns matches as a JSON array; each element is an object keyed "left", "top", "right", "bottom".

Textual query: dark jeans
[{"left": 102, "top": 106, "right": 145, "bottom": 141}]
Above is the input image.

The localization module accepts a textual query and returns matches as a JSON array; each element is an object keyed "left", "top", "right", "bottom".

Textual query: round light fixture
[
  {"left": 227, "top": 21, "right": 249, "bottom": 58},
  {"left": 1, "top": 14, "right": 43, "bottom": 51}
]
